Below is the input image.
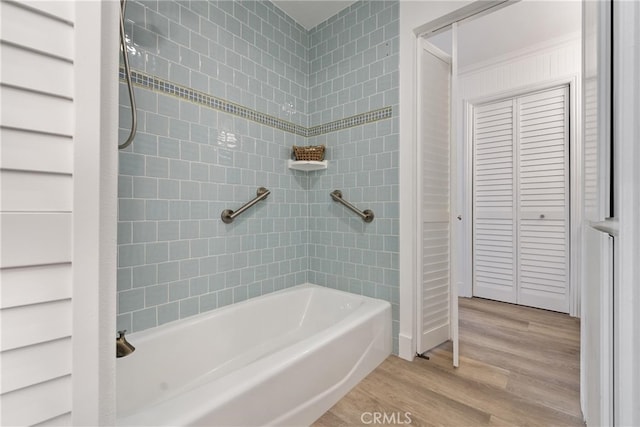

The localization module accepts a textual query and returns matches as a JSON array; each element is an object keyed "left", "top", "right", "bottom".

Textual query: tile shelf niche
[{"left": 287, "top": 159, "right": 328, "bottom": 171}]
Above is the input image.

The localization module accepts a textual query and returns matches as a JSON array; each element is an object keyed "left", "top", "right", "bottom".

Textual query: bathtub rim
[{"left": 120, "top": 282, "right": 381, "bottom": 344}]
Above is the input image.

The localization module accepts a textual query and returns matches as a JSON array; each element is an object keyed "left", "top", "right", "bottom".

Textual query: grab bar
[
  {"left": 330, "top": 190, "right": 374, "bottom": 223},
  {"left": 221, "top": 187, "right": 270, "bottom": 224}
]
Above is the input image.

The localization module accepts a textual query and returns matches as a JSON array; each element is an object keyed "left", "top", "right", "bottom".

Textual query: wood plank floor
[{"left": 313, "top": 297, "right": 584, "bottom": 427}]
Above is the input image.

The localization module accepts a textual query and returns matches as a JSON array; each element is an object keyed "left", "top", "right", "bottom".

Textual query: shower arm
[{"left": 118, "top": 0, "right": 137, "bottom": 150}]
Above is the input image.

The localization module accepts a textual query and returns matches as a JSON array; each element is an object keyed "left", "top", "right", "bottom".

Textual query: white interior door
[
  {"left": 472, "top": 87, "right": 570, "bottom": 313},
  {"left": 472, "top": 99, "right": 517, "bottom": 303},
  {"left": 517, "top": 87, "right": 570, "bottom": 312},
  {"left": 416, "top": 39, "right": 453, "bottom": 356}
]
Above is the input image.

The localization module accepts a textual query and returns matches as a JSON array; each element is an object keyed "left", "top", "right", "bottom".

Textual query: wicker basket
[{"left": 292, "top": 145, "right": 325, "bottom": 161}]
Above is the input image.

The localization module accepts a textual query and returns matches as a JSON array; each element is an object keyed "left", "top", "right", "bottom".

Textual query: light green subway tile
[
  {"left": 157, "top": 261, "right": 179, "bottom": 283},
  {"left": 118, "top": 288, "right": 144, "bottom": 313},
  {"left": 146, "top": 242, "right": 168, "bottom": 264},
  {"left": 177, "top": 297, "right": 198, "bottom": 320},
  {"left": 199, "top": 292, "right": 217, "bottom": 312},
  {"left": 145, "top": 284, "right": 168, "bottom": 307},
  {"left": 157, "top": 301, "right": 179, "bottom": 325}
]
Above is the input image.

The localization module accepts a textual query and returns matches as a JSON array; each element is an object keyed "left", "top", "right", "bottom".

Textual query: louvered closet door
[
  {"left": 417, "top": 41, "right": 451, "bottom": 354},
  {"left": 472, "top": 86, "right": 570, "bottom": 313},
  {"left": 517, "top": 87, "right": 570, "bottom": 312},
  {"left": 473, "top": 99, "right": 517, "bottom": 303}
]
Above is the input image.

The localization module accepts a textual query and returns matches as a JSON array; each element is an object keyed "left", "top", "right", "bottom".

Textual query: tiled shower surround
[{"left": 117, "top": 0, "right": 400, "bottom": 352}]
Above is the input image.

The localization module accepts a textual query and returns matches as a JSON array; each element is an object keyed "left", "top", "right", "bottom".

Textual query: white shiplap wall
[
  {"left": 0, "top": 1, "right": 75, "bottom": 425},
  {"left": 458, "top": 35, "right": 581, "bottom": 99},
  {"left": 2, "top": 0, "right": 120, "bottom": 423},
  {"left": 457, "top": 35, "right": 581, "bottom": 312}
]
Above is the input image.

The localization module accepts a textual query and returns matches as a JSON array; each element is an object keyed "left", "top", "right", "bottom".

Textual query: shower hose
[{"left": 119, "top": 0, "right": 137, "bottom": 150}]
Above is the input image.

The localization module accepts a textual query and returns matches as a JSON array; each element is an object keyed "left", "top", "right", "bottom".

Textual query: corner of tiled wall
[{"left": 306, "top": 0, "right": 400, "bottom": 353}]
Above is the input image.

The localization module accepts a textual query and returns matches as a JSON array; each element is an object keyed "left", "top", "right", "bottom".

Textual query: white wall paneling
[
  {"left": 0, "top": 213, "right": 72, "bottom": 268},
  {"left": 0, "top": 376, "right": 72, "bottom": 427},
  {"left": 0, "top": 86, "right": 73, "bottom": 136},
  {"left": 458, "top": 37, "right": 581, "bottom": 98},
  {"left": 1, "top": 170, "right": 73, "bottom": 212},
  {"left": 0, "top": 337, "right": 72, "bottom": 394},
  {"left": 0, "top": 42, "right": 74, "bottom": 98},
  {"left": 0, "top": 1, "right": 74, "bottom": 59},
  {"left": 0, "top": 128, "right": 73, "bottom": 174},
  {"left": 0, "top": 1, "right": 75, "bottom": 423},
  {"left": 0, "top": 0, "right": 119, "bottom": 425},
  {"left": 0, "top": 264, "right": 72, "bottom": 309},
  {"left": 0, "top": 300, "right": 72, "bottom": 352}
]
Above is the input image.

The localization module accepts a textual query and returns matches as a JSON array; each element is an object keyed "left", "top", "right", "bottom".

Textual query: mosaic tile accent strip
[
  {"left": 306, "top": 108, "right": 393, "bottom": 137},
  {"left": 120, "top": 68, "right": 392, "bottom": 138}
]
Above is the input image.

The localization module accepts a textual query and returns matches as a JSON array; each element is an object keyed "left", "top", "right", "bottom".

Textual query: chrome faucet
[{"left": 116, "top": 330, "right": 135, "bottom": 358}]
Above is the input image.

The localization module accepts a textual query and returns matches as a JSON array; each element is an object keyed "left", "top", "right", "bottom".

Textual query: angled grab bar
[
  {"left": 221, "top": 187, "right": 270, "bottom": 224},
  {"left": 330, "top": 190, "right": 374, "bottom": 223}
]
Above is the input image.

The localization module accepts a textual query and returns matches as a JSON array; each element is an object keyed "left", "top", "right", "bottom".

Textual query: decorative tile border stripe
[
  {"left": 120, "top": 68, "right": 307, "bottom": 137},
  {"left": 119, "top": 68, "right": 392, "bottom": 138},
  {"left": 307, "top": 107, "right": 393, "bottom": 137}
]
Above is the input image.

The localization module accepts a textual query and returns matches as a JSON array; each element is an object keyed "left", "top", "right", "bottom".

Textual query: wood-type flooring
[{"left": 314, "top": 297, "right": 583, "bottom": 427}]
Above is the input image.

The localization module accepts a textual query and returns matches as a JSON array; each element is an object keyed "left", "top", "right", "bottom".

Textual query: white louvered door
[
  {"left": 473, "top": 99, "right": 517, "bottom": 303},
  {"left": 473, "top": 86, "right": 570, "bottom": 312},
  {"left": 417, "top": 40, "right": 452, "bottom": 354},
  {"left": 517, "top": 87, "right": 570, "bottom": 312}
]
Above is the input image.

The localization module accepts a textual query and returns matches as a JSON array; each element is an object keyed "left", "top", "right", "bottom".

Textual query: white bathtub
[{"left": 116, "top": 283, "right": 391, "bottom": 426}]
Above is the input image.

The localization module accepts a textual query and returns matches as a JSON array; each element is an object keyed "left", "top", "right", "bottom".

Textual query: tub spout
[{"left": 116, "top": 330, "right": 135, "bottom": 358}]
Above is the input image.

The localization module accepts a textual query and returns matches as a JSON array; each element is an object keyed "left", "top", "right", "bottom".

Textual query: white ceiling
[
  {"left": 272, "top": 0, "right": 357, "bottom": 31},
  {"left": 426, "top": 0, "right": 582, "bottom": 69}
]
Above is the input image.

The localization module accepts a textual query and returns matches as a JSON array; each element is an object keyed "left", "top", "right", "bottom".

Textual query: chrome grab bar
[
  {"left": 221, "top": 187, "right": 270, "bottom": 224},
  {"left": 330, "top": 190, "right": 374, "bottom": 223}
]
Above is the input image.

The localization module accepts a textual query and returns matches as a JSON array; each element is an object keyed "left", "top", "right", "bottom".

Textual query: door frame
[
  {"left": 72, "top": 1, "right": 119, "bottom": 424},
  {"left": 611, "top": 0, "right": 640, "bottom": 423},
  {"left": 398, "top": 0, "right": 515, "bottom": 362},
  {"left": 461, "top": 76, "right": 582, "bottom": 316}
]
